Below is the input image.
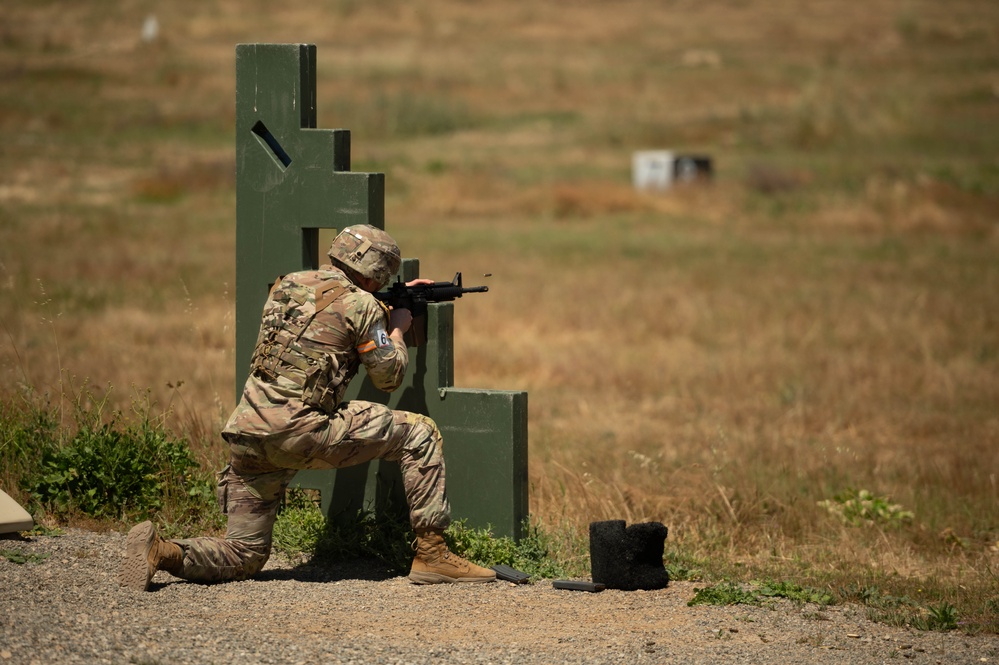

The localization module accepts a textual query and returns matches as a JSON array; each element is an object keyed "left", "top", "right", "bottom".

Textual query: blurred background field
[{"left": 1, "top": 0, "right": 997, "bottom": 631}]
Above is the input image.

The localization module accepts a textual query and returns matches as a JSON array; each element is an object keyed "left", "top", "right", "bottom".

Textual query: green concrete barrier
[{"left": 234, "top": 43, "right": 528, "bottom": 538}]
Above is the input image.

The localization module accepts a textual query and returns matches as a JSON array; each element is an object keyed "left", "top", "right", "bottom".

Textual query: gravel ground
[{"left": 1, "top": 529, "right": 997, "bottom": 665}]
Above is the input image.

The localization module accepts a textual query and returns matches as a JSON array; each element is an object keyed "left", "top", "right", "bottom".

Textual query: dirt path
[{"left": 1, "top": 529, "right": 996, "bottom": 664}]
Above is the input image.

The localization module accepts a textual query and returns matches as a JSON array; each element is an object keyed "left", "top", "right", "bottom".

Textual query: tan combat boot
[
  {"left": 409, "top": 528, "right": 496, "bottom": 584},
  {"left": 119, "top": 520, "right": 184, "bottom": 591}
]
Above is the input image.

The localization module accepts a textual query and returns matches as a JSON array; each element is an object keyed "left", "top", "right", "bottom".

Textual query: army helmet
[{"left": 327, "top": 224, "right": 401, "bottom": 290}]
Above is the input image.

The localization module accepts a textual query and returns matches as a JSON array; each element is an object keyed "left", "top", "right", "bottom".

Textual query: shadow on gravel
[
  {"left": 144, "top": 559, "right": 399, "bottom": 592},
  {"left": 256, "top": 559, "right": 400, "bottom": 584},
  {"left": 0, "top": 532, "right": 31, "bottom": 542}
]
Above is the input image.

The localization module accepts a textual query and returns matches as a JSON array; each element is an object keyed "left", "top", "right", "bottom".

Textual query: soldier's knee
[
  {"left": 393, "top": 411, "right": 442, "bottom": 462},
  {"left": 240, "top": 543, "right": 272, "bottom": 577},
  {"left": 419, "top": 413, "right": 442, "bottom": 440},
  {"left": 412, "top": 413, "right": 442, "bottom": 449},
  {"left": 216, "top": 531, "right": 272, "bottom": 579},
  {"left": 394, "top": 411, "right": 438, "bottom": 442}
]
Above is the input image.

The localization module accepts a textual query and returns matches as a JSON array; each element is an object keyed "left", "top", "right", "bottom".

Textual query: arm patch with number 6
[{"left": 357, "top": 324, "right": 392, "bottom": 354}]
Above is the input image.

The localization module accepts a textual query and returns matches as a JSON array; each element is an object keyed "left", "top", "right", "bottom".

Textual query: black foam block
[{"left": 589, "top": 520, "right": 669, "bottom": 591}]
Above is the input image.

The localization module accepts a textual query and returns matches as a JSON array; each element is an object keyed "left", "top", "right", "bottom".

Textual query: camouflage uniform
[{"left": 170, "top": 265, "right": 450, "bottom": 583}]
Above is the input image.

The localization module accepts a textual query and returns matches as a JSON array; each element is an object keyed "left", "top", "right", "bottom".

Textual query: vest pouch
[{"left": 301, "top": 353, "right": 340, "bottom": 414}]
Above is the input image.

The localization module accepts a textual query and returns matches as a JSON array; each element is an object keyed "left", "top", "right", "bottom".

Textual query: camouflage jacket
[{"left": 222, "top": 265, "right": 408, "bottom": 439}]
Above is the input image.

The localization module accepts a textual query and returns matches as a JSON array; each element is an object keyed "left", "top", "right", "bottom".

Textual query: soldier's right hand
[{"left": 389, "top": 307, "right": 413, "bottom": 334}]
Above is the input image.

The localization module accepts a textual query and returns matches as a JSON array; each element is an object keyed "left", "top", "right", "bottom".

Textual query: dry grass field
[{"left": 2, "top": 0, "right": 997, "bottom": 630}]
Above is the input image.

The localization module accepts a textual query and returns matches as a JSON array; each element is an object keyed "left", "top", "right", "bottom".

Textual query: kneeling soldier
[{"left": 120, "top": 225, "right": 495, "bottom": 590}]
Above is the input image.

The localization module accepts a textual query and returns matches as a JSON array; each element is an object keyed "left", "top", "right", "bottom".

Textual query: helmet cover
[{"left": 327, "top": 224, "right": 401, "bottom": 290}]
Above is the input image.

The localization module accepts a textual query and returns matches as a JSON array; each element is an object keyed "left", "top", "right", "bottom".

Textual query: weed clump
[
  {"left": 688, "top": 581, "right": 761, "bottom": 607},
  {"left": 0, "top": 386, "right": 218, "bottom": 529},
  {"left": 444, "top": 519, "right": 568, "bottom": 580},
  {"left": 689, "top": 580, "right": 833, "bottom": 608},
  {"left": 26, "top": 417, "right": 205, "bottom": 520},
  {"left": 818, "top": 488, "right": 914, "bottom": 527}
]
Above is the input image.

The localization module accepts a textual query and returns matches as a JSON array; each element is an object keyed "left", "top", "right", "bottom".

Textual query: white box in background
[{"left": 632, "top": 150, "right": 675, "bottom": 191}]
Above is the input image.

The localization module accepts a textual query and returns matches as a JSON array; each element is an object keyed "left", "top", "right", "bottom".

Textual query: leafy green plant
[
  {"left": 0, "top": 393, "right": 62, "bottom": 491},
  {"left": 757, "top": 580, "right": 834, "bottom": 606},
  {"left": 272, "top": 491, "right": 567, "bottom": 580},
  {"left": 444, "top": 519, "right": 567, "bottom": 580},
  {"left": 840, "top": 584, "right": 968, "bottom": 632},
  {"left": 840, "top": 584, "right": 915, "bottom": 610},
  {"left": 19, "top": 396, "right": 212, "bottom": 523},
  {"left": 665, "top": 547, "right": 707, "bottom": 581},
  {"left": 2, "top": 387, "right": 218, "bottom": 528},
  {"left": 818, "top": 488, "right": 914, "bottom": 527},
  {"left": 689, "top": 580, "right": 833, "bottom": 607},
  {"left": 271, "top": 492, "right": 329, "bottom": 561},
  {"left": 0, "top": 549, "right": 51, "bottom": 565},
  {"left": 913, "top": 603, "right": 959, "bottom": 632},
  {"left": 273, "top": 490, "right": 416, "bottom": 571},
  {"left": 688, "top": 581, "right": 761, "bottom": 607},
  {"left": 321, "top": 511, "right": 417, "bottom": 572}
]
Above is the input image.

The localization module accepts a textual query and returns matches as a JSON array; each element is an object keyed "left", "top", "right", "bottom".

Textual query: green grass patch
[
  {"left": 757, "top": 580, "right": 835, "bottom": 606},
  {"left": 840, "top": 584, "right": 970, "bottom": 633},
  {"left": 664, "top": 547, "right": 708, "bottom": 582},
  {"left": 915, "top": 603, "right": 960, "bottom": 632},
  {"left": 444, "top": 519, "right": 568, "bottom": 580},
  {"left": 274, "top": 499, "right": 416, "bottom": 573},
  {"left": 818, "top": 488, "right": 915, "bottom": 527},
  {"left": 273, "top": 488, "right": 570, "bottom": 580},
  {"left": 0, "top": 386, "right": 219, "bottom": 530},
  {"left": 689, "top": 580, "right": 833, "bottom": 608},
  {"left": 689, "top": 581, "right": 762, "bottom": 607},
  {"left": 0, "top": 548, "right": 51, "bottom": 565}
]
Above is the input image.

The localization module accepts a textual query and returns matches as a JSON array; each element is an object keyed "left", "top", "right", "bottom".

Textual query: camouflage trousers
[{"left": 171, "top": 401, "right": 450, "bottom": 583}]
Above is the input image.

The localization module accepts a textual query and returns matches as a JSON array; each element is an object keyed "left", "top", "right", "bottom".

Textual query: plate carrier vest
[{"left": 249, "top": 273, "right": 352, "bottom": 413}]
